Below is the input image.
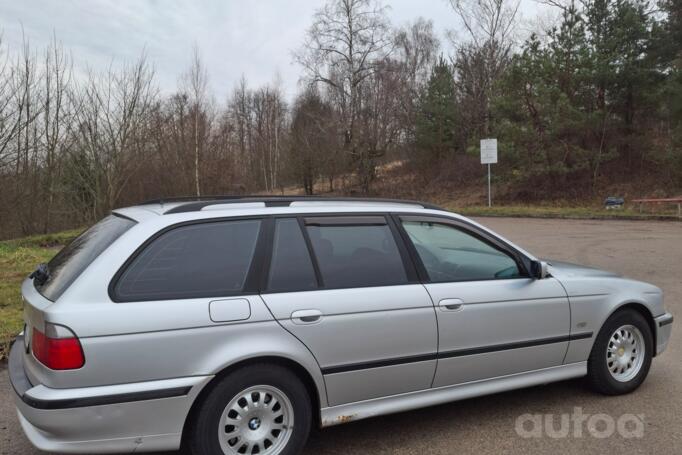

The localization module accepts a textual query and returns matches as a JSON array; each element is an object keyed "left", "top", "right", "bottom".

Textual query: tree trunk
[{"left": 194, "top": 110, "right": 201, "bottom": 196}]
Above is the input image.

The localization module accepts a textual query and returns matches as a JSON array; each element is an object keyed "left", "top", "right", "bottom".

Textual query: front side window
[
  {"left": 402, "top": 220, "right": 522, "bottom": 282},
  {"left": 305, "top": 218, "right": 408, "bottom": 288},
  {"left": 113, "top": 219, "right": 261, "bottom": 301}
]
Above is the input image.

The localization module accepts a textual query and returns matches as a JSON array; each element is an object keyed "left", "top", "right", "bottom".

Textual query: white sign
[{"left": 480, "top": 138, "right": 498, "bottom": 164}]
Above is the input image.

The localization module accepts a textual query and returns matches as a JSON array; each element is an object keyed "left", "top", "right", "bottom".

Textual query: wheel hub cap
[{"left": 248, "top": 417, "right": 261, "bottom": 431}]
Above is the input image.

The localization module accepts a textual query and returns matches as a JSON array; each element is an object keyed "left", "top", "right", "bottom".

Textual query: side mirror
[{"left": 531, "top": 260, "right": 549, "bottom": 279}]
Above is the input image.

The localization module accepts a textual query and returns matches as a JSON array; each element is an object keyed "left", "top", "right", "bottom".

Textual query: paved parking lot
[{"left": 2, "top": 217, "right": 680, "bottom": 454}]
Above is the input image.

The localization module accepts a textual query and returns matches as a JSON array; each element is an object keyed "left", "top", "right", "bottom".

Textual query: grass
[{"left": 0, "top": 229, "right": 81, "bottom": 360}]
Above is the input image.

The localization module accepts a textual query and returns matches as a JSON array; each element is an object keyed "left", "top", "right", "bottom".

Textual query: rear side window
[
  {"left": 305, "top": 218, "right": 408, "bottom": 289},
  {"left": 113, "top": 219, "right": 261, "bottom": 301},
  {"left": 267, "top": 219, "right": 318, "bottom": 292},
  {"left": 36, "top": 215, "right": 135, "bottom": 301}
]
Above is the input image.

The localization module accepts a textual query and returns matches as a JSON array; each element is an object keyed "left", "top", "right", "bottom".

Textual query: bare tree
[
  {"left": 0, "top": 34, "right": 21, "bottom": 174},
  {"left": 288, "top": 87, "right": 338, "bottom": 194},
  {"left": 355, "top": 58, "right": 403, "bottom": 190},
  {"left": 251, "top": 82, "right": 287, "bottom": 192},
  {"left": 182, "top": 45, "right": 209, "bottom": 196},
  {"left": 69, "top": 54, "right": 158, "bottom": 220},
  {"left": 229, "top": 76, "right": 252, "bottom": 179},
  {"left": 11, "top": 35, "right": 44, "bottom": 234},
  {"left": 393, "top": 19, "right": 440, "bottom": 142},
  {"left": 394, "top": 18, "right": 440, "bottom": 91},
  {"left": 41, "top": 35, "right": 73, "bottom": 232},
  {"left": 448, "top": 0, "right": 520, "bottom": 135},
  {"left": 296, "top": 0, "right": 392, "bottom": 193},
  {"left": 448, "top": 0, "right": 520, "bottom": 48},
  {"left": 149, "top": 92, "right": 193, "bottom": 195}
]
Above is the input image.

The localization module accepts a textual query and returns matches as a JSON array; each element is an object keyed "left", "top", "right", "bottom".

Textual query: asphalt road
[{"left": 2, "top": 217, "right": 681, "bottom": 455}]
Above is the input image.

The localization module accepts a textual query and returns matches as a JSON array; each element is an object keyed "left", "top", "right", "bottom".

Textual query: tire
[
  {"left": 587, "top": 309, "right": 653, "bottom": 395},
  {"left": 188, "top": 364, "right": 312, "bottom": 455}
]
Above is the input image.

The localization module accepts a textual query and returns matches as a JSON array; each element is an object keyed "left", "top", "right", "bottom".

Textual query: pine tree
[{"left": 414, "top": 57, "right": 458, "bottom": 171}]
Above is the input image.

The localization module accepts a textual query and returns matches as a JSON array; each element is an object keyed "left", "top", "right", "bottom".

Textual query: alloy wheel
[{"left": 218, "top": 385, "right": 294, "bottom": 455}]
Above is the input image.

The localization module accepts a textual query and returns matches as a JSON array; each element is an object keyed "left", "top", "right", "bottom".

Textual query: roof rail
[
  {"left": 149, "top": 195, "right": 444, "bottom": 214},
  {"left": 141, "top": 195, "right": 274, "bottom": 205}
]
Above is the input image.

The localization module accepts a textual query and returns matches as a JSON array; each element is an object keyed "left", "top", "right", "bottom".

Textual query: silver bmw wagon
[{"left": 9, "top": 196, "right": 673, "bottom": 455}]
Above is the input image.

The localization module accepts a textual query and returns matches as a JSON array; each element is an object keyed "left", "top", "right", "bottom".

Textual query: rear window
[
  {"left": 35, "top": 215, "right": 135, "bottom": 301},
  {"left": 112, "top": 219, "right": 261, "bottom": 301}
]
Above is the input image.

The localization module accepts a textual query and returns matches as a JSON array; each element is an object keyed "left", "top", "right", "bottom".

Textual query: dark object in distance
[{"left": 604, "top": 197, "right": 625, "bottom": 209}]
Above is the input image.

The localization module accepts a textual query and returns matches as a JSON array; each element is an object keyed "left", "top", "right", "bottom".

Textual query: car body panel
[
  {"left": 655, "top": 313, "right": 674, "bottom": 354},
  {"left": 261, "top": 285, "right": 438, "bottom": 405},
  {"left": 10, "top": 334, "right": 212, "bottom": 454},
  {"left": 425, "top": 277, "right": 571, "bottom": 387},
  {"left": 21, "top": 303, "right": 327, "bottom": 404},
  {"left": 548, "top": 260, "right": 666, "bottom": 363}
]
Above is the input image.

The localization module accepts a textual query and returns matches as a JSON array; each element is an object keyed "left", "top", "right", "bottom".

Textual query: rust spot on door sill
[{"left": 337, "top": 414, "right": 355, "bottom": 423}]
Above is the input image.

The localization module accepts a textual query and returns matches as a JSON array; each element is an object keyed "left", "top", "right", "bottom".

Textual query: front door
[
  {"left": 260, "top": 216, "right": 438, "bottom": 406},
  {"left": 397, "top": 215, "right": 571, "bottom": 387}
]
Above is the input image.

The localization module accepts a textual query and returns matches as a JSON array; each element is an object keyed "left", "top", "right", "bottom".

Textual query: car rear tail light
[{"left": 32, "top": 323, "right": 84, "bottom": 370}]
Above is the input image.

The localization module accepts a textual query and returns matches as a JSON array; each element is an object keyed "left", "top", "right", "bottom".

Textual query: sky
[{"left": 0, "top": 0, "right": 546, "bottom": 101}]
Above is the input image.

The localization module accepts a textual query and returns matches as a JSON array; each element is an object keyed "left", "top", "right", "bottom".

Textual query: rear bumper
[
  {"left": 9, "top": 335, "right": 212, "bottom": 453},
  {"left": 655, "top": 312, "right": 673, "bottom": 355}
]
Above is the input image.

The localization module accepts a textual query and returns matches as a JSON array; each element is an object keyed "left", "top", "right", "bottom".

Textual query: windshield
[{"left": 34, "top": 215, "right": 136, "bottom": 301}]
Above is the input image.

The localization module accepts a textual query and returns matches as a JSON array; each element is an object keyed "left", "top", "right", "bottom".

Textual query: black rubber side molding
[
  {"left": 439, "top": 332, "right": 593, "bottom": 359},
  {"left": 659, "top": 316, "right": 673, "bottom": 327},
  {"left": 322, "top": 332, "right": 593, "bottom": 375},
  {"left": 22, "top": 386, "right": 192, "bottom": 410},
  {"left": 322, "top": 352, "right": 438, "bottom": 375}
]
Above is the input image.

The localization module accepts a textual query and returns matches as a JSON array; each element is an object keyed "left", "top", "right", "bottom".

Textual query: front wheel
[
  {"left": 188, "top": 364, "right": 312, "bottom": 455},
  {"left": 587, "top": 309, "right": 653, "bottom": 395}
]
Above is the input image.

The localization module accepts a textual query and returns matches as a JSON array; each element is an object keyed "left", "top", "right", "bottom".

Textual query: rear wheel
[
  {"left": 188, "top": 364, "right": 312, "bottom": 455},
  {"left": 587, "top": 309, "right": 653, "bottom": 395}
]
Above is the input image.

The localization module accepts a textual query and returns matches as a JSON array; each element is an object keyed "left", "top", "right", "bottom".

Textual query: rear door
[
  {"left": 396, "top": 215, "right": 571, "bottom": 387},
  {"left": 260, "top": 215, "right": 438, "bottom": 406}
]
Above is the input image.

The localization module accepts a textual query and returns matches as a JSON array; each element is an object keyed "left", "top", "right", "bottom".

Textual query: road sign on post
[{"left": 480, "top": 139, "right": 498, "bottom": 207}]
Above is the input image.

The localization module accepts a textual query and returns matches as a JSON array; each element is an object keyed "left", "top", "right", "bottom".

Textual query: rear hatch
[{"left": 22, "top": 215, "right": 136, "bottom": 384}]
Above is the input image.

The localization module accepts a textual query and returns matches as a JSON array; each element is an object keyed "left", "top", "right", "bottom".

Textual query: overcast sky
[{"left": 0, "top": 0, "right": 546, "bottom": 101}]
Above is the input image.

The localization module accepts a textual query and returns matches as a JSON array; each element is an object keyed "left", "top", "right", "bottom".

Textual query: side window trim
[
  {"left": 297, "top": 216, "right": 325, "bottom": 288},
  {"left": 390, "top": 214, "right": 430, "bottom": 282},
  {"left": 303, "top": 216, "right": 387, "bottom": 226},
  {"left": 385, "top": 215, "right": 420, "bottom": 283},
  {"left": 108, "top": 216, "right": 266, "bottom": 303},
  {"left": 249, "top": 216, "right": 274, "bottom": 294},
  {"left": 393, "top": 214, "right": 531, "bottom": 283}
]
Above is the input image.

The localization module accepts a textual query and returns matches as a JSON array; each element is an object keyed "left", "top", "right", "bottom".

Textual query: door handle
[
  {"left": 291, "top": 309, "right": 323, "bottom": 324},
  {"left": 439, "top": 299, "right": 464, "bottom": 311}
]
